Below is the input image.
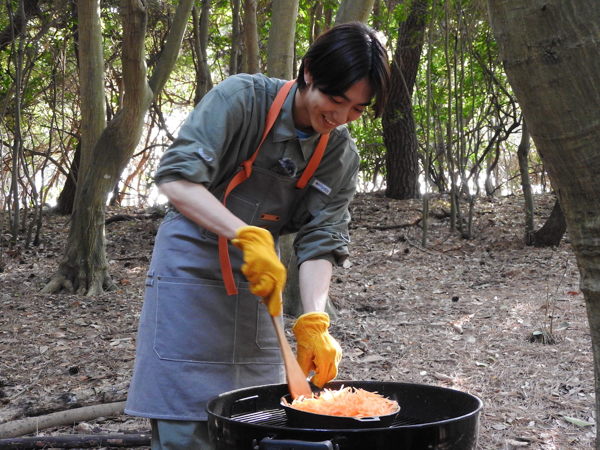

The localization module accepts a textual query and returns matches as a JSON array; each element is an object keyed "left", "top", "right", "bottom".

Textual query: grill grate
[
  {"left": 232, "top": 409, "right": 288, "bottom": 427},
  {"left": 231, "top": 409, "right": 426, "bottom": 428}
]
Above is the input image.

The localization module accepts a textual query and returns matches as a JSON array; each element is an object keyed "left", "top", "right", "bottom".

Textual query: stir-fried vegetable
[{"left": 283, "top": 386, "right": 399, "bottom": 418}]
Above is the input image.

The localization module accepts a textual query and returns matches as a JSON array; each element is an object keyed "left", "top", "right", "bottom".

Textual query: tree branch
[{"left": 148, "top": 0, "right": 196, "bottom": 96}]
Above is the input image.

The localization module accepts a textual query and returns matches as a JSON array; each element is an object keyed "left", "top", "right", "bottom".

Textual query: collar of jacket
[{"left": 272, "top": 82, "right": 323, "bottom": 162}]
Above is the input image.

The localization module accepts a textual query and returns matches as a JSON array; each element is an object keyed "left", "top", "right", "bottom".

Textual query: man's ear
[{"left": 303, "top": 66, "right": 313, "bottom": 87}]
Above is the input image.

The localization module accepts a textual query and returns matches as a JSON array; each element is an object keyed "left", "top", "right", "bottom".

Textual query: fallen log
[
  {"left": 0, "top": 402, "right": 126, "bottom": 439},
  {"left": 0, "top": 433, "right": 150, "bottom": 449},
  {"left": 1, "top": 382, "right": 129, "bottom": 424}
]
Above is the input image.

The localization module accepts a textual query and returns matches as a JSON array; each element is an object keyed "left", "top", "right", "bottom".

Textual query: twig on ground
[{"left": 0, "top": 433, "right": 151, "bottom": 450}]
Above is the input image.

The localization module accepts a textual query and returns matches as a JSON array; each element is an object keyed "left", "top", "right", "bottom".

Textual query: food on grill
[{"left": 282, "top": 386, "right": 399, "bottom": 418}]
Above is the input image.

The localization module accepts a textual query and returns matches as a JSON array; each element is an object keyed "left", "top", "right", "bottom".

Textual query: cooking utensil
[
  {"left": 281, "top": 392, "right": 400, "bottom": 429},
  {"left": 206, "top": 380, "right": 483, "bottom": 450},
  {"left": 271, "top": 313, "right": 312, "bottom": 400}
]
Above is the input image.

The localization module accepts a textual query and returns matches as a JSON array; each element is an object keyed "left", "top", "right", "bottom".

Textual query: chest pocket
[{"left": 204, "top": 167, "right": 303, "bottom": 241}]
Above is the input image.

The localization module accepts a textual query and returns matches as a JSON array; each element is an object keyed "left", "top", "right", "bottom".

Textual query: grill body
[{"left": 206, "top": 381, "right": 483, "bottom": 450}]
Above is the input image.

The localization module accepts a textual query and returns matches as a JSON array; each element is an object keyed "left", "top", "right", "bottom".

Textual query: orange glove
[
  {"left": 292, "top": 312, "right": 342, "bottom": 388},
  {"left": 231, "top": 226, "right": 286, "bottom": 316}
]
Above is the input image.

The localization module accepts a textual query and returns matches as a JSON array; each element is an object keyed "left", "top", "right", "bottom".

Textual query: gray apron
[{"left": 126, "top": 84, "right": 327, "bottom": 421}]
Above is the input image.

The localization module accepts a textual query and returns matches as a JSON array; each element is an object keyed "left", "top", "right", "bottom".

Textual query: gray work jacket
[{"left": 155, "top": 73, "right": 360, "bottom": 266}]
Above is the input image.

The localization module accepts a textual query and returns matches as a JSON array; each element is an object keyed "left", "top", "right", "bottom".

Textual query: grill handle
[
  {"left": 355, "top": 416, "right": 381, "bottom": 423},
  {"left": 254, "top": 437, "right": 337, "bottom": 450}
]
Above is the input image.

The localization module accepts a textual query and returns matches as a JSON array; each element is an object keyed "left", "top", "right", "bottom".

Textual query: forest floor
[{"left": 0, "top": 191, "right": 595, "bottom": 449}]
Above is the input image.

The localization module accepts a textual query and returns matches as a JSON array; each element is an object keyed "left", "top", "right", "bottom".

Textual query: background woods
[
  {"left": 1, "top": 0, "right": 599, "bottom": 448},
  {"left": 0, "top": 0, "right": 540, "bottom": 251},
  {"left": 0, "top": 0, "right": 549, "bottom": 290}
]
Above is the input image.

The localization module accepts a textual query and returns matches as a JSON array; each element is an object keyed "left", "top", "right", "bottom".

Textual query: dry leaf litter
[{"left": 0, "top": 192, "right": 595, "bottom": 449}]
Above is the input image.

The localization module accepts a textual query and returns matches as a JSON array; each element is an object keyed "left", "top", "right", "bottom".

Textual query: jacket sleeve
[
  {"left": 289, "top": 133, "right": 360, "bottom": 267},
  {"left": 154, "top": 76, "right": 270, "bottom": 189}
]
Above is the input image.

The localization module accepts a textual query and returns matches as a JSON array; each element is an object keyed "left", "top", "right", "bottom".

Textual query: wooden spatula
[{"left": 270, "top": 314, "right": 312, "bottom": 400}]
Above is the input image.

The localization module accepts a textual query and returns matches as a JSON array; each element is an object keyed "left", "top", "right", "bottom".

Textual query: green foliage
[
  {"left": 392, "top": 1, "right": 411, "bottom": 24},
  {"left": 347, "top": 114, "right": 387, "bottom": 192},
  {"left": 408, "top": 0, "right": 524, "bottom": 196},
  {"left": 0, "top": 0, "right": 535, "bottom": 217}
]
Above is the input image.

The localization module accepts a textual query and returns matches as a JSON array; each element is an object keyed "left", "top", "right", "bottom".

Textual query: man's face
[{"left": 294, "top": 73, "right": 373, "bottom": 135}]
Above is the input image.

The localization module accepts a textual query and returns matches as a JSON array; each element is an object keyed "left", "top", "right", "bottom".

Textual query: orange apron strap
[
  {"left": 219, "top": 80, "right": 296, "bottom": 295},
  {"left": 219, "top": 79, "right": 329, "bottom": 296},
  {"left": 295, "top": 133, "right": 329, "bottom": 189}
]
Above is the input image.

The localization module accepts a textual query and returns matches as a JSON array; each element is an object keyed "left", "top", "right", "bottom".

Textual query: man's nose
[{"left": 332, "top": 106, "right": 350, "bottom": 125}]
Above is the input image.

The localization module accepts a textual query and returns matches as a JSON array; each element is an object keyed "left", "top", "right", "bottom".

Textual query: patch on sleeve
[
  {"left": 311, "top": 178, "right": 332, "bottom": 196},
  {"left": 197, "top": 147, "right": 213, "bottom": 162}
]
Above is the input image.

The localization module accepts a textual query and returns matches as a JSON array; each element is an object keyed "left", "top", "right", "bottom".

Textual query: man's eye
[{"left": 330, "top": 96, "right": 342, "bottom": 104}]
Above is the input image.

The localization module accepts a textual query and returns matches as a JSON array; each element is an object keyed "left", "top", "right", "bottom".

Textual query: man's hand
[
  {"left": 292, "top": 312, "right": 342, "bottom": 387},
  {"left": 231, "top": 226, "right": 286, "bottom": 316}
]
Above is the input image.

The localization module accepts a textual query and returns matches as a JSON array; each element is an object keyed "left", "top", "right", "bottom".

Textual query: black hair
[{"left": 297, "top": 22, "right": 390, "bottom": 118}]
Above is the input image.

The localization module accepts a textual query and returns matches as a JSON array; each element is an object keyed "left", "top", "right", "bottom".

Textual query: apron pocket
[
  {"left": 234, "top": 285, "right": 280, "bottom": 364},
  {"left": 153, "top": 276, "right": 280, "bottom": 364}
]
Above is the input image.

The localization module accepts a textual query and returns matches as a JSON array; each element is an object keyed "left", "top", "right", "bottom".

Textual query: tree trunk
[
  {"left": 229, "top": 0, "right": 241, "bottom": 76},
  {"left": 484, "top": 142, "right": 499, "bottom": 196},
  {"left": 517, "top": 120, "right": 535, "bottom": 241},
  {"left": 372, "top": 0, "right": 381, "bottom": 30},
  {"left": 486, "top": 1, "right": 600, "bottom": 444},
  {"left": 53, "top": 142, "right": 80, "bottom": 215},
  {"left": 324, "top": 4, "right": 333, "bottom": 30},
  {"left": 266, "top": 0, "right": 299, "bottom": 80},
  {"left": 77, "top": 0, "right": 106, "bottom": 189},
  {"left": 382, "top": 0, "right": 426, "bottom": 200},
  {"left": 335, "top": 0, "right": 375, "bottom": 25},
  {"left": 42, "top": 0, "right": 195, "bottom": 296},
  {"left": 192, "top": 0, "right": 213, "bottom": 105},
  {"left": 9, "top": 0, "right": 26, "bottom": 243},
  {"left": 530, "top": 198, "right": 566, "bottom": 248},
  {"left": 265, "top": 0, "right": 300, "bottom": 315},
  {"left": 243, "top": 0, "right": 260, "bottom": 74},
  {"left": 308, "top": 1, "right": 323, "bottom": 44}
]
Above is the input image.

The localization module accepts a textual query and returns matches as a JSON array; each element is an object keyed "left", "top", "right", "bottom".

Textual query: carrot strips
[{"left": 283, "top": 386, "right": 399, "bottom": 418}]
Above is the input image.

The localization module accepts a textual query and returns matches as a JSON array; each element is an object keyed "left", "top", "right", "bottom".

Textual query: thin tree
[
  {"left": 266, "top": 0, "right": 299, "bottom": 79},
  {"left": 192, "top": 0, "right": 213, "bottom": 105},
  {"left": 382, "top": 0, "right": 427, "bottom": 200},
  {"left": 8, "top": 0, "right": 27, "bottom": 244},
  {"left": 243, "top": 0, "right": 260, "bottom": 74},
  {"left": 77, "top": 0, "right": 107, "bottom": 203},
  {"left": 264, "top": 0, "right": 301, "bottom": 315},
  {"left": 517, "top": 120, "right": 535, "bottom": 242},
  {"left": 443, "top": 0, "right": 458, "bottom": 229},
  {"left": 422, "top": 0, "right": 436, "bottom": 247},
  {"left": 229, "top": 0, "right": 241, "bottom": 75}
]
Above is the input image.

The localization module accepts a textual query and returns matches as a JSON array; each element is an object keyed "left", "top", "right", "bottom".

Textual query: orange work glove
[
  {"left": 231, "top": 226, "right": 286, "bottom": 316},
  {"left": 292, "top": 312, "right": 342, "bottom": 388}
]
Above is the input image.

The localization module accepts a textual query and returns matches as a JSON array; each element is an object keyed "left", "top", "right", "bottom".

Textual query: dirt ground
[{"left": 0, "top": 192, "right": 595, "bottom": 449}]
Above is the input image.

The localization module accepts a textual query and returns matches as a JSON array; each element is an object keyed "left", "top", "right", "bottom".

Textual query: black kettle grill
[{"left": 206, "top": 380, "right": 483, "bottom": 449}]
